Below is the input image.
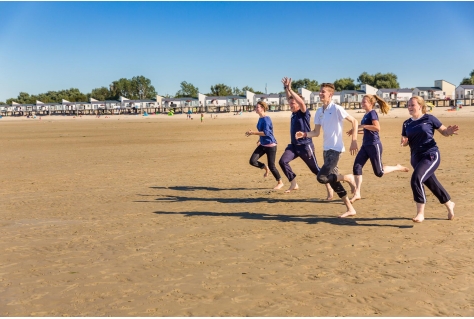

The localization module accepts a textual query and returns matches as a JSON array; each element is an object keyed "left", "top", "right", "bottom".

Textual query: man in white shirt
[{"left": 296, "top": 83, "right": 358, "bottom": 217}]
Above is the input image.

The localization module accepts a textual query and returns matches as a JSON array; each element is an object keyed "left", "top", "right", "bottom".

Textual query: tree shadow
[{"left": 152, "top": 211, "right": 414, "bottom": 228}]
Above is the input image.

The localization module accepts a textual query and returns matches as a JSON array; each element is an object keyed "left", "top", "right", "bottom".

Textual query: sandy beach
[{"left": 1, "top": 106, "right": 474, "bottom": 316}]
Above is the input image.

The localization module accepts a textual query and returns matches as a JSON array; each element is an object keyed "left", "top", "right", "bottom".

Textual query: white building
[
  {"left": 435, "top": 80, "right": 456, "bottom": 100},
  {"left": 412, "top": 87, "right": 445, "bottom": 100},
  {"left": 340, "top": 90, "right": 365, "bottom": 103},
  {"left": 376, "top": 88, "right": 413, "bottom": 101},
  {"left": 360, "top": 84, "right": 378, "bottom": 95},
  {"left": 253, "top": 94, "right": 281, "bottom": 106},
  {"left": 455, "top": 85, "right": 474, "bottom": 99}
]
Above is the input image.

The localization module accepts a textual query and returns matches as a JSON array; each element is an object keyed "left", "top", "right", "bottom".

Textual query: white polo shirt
[{"left": 314, "top": 102, "right": 349, "bottom": 152}]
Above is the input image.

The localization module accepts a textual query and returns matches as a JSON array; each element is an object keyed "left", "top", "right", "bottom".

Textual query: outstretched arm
[
  {"left": 437, "top": 124, "right": 459, "bottom": 137},
  {"left": 296, "top": 124, "right": 321, "bottom": 139},
  {"left": 282, "top": 77, "right": 306, "bottom": 112}
]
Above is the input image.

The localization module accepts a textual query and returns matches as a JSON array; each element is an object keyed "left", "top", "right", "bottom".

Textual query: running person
[
  {"left": 246, "top": 101, "right": 284, "bottom": 190},
  {"left": 345, "top": 94, "right": 409, "bottom": 206},
  {"left": 296, "top": 82, "right": 358, "bottom": 217},
  {"left": 401, "top": 96, "right": 458, "bottom": 223},
  {"left": 278, "top": 77, "right": 332, "bottom": 198}
]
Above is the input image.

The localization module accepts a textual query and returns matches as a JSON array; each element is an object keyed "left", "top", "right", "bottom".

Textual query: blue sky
[{"left": 1, "top": 1, "right": 473, "bottom": 102}]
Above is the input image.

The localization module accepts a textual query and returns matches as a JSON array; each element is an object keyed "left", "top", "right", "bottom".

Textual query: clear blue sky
[{"left": 1, "top": 1, "right": 473, "bottom": 102}]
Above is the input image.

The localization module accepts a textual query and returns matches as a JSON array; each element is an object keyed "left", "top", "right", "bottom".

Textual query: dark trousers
[
  {"left": 353, "top": 143, "right": 384, "bottom": 177},
  {"left": 410, "top": 150, "right": 450, "bottom": 204},
  {"left": 278, "top": 143, "right": 320, "bottom": 182},
  {"left": 317, "top": 149, "right": 347, "bottom": 198},
  {"left": 249, "top": 145, "right": 281, "bottom": 181}
]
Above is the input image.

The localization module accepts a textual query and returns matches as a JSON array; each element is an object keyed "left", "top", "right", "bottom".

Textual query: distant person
[
  {"left": 296, "top": 82, "right": 359, "bottom": 217},
  {"left": 246, "top": 101, "right": 284, "bottom": 190},
  {"left": 342, "top": 94, "right": 409, "bottom": 208},
  {"left": 278, "top": 77, "right": 333, "bottom": 198},
  {"left": 200, "top": 113, "right": 204, "bottom": 123},
  {"left": 401, "top": 96, "right": 458, "bottom": 223}
]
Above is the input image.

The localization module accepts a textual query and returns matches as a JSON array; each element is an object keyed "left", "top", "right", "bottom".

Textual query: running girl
[
  {"left": 246, "top": 101, "right": 284, "bottom": 190},
  {"left": 401, "top": 96, "right": 458, "bottom": 223}
]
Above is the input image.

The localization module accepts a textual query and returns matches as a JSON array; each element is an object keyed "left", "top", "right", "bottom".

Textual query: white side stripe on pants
[
  {"left": 376, "top": 144, "right": 383, "bottom": 174},
  {"left": 419, "top": 151, "right": 439, "bottom": 203}
]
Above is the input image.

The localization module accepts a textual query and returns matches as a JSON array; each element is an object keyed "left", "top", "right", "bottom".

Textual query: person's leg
[
  {"left": 279, "top": 144, "right": 299, "bottom": 192},
  {"left": 410, "top": 151, "right": 444, "bottom": 222},
  {"left": 265, "top": 146, "right": 284, "bottom": 189},
  {"left": 347, "top": 146, "right": 369, "bottom": 203},
  {"left": 317, "top": 150, "right": 346, "bottom": 197},
  {"left": 249, "top": 145, "right": 267, "bottom": 176},
  {"left": 420, "top": 151, "right": 454, "bottom": 220},
  {"left": 298, "top": 144, "right": 333, "bottom": 199},
  {"left": 317, "top": 150, "right": 356, "bottom": 217}
]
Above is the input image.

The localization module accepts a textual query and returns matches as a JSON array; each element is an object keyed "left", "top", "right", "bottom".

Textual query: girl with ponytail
[{"left": 339, "top": 94, "right": 409, "bottom": 217}]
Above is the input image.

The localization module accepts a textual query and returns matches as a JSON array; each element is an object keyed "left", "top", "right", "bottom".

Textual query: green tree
[
  {"left": 110, "top": 78, "right": 133, "bottom": 99},
  {"left": 232, "top": 86, "right": 264, "bottom": 95},
  {"left": 357, "top": 72, "right": 400, "bottom": 89},
  {"left": 357, "top": 72, "right": 375, "bottom": 86},
  {"left": 7, "top": 92, "right": 34, "bottom": 104},
  {"left": 209, "top": 83, "right": 233, "bottom": 96},
  {"left": 334, "top": 78, "right": 356, "bottom": 91},
  {"left": 460, "top": 69, "right": 474, "bottom": 85},
  {"left": 131, "top": 75, "right": 156, "bottom": 100},
  {"left": 175, "top": 81, "right": 199, "bottom": 98},
  {"left": 291, "top": 78, "right": 320, "bottom": 92},
  {"left": 90, "top": 87, "right": 111, "bottom": 101}
]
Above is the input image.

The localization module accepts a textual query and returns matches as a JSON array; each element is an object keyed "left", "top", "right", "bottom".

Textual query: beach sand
[{"left": 1, "top": 106, "right": 474, "bottom": 316}]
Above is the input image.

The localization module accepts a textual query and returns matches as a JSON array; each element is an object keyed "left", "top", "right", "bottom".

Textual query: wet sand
[{"left": 1, "top": 107, "right": 474, "bottom": 316}]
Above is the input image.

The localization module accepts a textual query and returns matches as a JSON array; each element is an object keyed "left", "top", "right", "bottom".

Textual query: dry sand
[{"left": 1, "top": 106, "right": 474, "bottom": 316}]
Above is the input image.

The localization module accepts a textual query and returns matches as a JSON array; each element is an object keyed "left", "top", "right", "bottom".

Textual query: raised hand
[{"left": 446, "top": 125, "right": 459, "bottom": 136}]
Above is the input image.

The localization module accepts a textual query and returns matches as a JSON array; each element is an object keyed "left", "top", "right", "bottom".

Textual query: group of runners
[{"left": 245, "top": 77, "right": 459, "bottom": 223}]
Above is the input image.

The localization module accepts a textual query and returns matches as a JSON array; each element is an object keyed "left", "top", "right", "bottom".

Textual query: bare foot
[
  {"left": 274, "top": 180, "right": 284, "bottom": 190},
  {"left": 285, "top": 180, "right": 299, "bottom": 193},
  {"left": 397, "top": 164, "right": 409, "bottom": 172},
  {"left": 339, "top": 209, "right": 356, "bottom": 218},
  {"left": 346, "top": 174, "right": 356, "bottom": 194},
  {"left": 326, "top": 186, "right": 334, "bottom": 201},
  {"left": 350, "top": 194, "right": 361, "bottom": 204},
  {"left": 446, "top": 201, "right": 455, "bottom": 220},
  {"left": 263, "top": 165, "right": 270, "bottom": 178},
  {"left": 412, "top": 213, "right": 424, "bottom": 223}
]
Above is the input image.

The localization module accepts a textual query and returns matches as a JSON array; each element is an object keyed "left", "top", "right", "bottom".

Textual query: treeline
[{"left": 2, "top": 70, "right": 472, "bottom": 105}]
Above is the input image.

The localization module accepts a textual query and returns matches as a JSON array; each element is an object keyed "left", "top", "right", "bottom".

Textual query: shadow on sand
[{"left": 151, "top": 211, "right": 414, "bottom": 229}]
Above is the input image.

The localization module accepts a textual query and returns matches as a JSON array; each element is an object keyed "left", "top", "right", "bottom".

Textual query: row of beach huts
[{"left": 1, "top": 80, "right": 473, "bottom": 117}]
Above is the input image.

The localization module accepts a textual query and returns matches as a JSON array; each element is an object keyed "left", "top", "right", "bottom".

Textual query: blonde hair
[
  {"left": 257, "top": 101, "right": 268, "bottom": 111},
  {"left": 409, "top": 96, "right": 427, "bottom": 114},
  {"left": 364, "top": 94, "right": 391, "bottom": 115}
]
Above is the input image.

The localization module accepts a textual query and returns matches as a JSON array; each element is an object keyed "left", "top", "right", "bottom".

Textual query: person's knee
[
  {"left": 249, "top": 158, "right": 258, "bottom": 167},
  {"left": 317, "top": 174, "right": 329, "bottom": 184},
  {"left": 353, "top": 165, "right": 363, "bottom": 176},
  {"left": 375, "top": 171, "right": 384, "bottom": 178},
  {"left": 278, "top": 157, "right": 287, "bottom": 168}
]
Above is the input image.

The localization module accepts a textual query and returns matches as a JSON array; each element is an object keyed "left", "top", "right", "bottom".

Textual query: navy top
[
  {"left": 257, "top": 116, "right": 277, "bottom": 146},
  {"left": 361, "top": 110, "right": 380, "bottom": 145},
  {"left": 290, "top": 109, "right": 312, "bottom": 145},
  {"left": 402, "top": 114, "right": 442, "bottom": 156}
]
